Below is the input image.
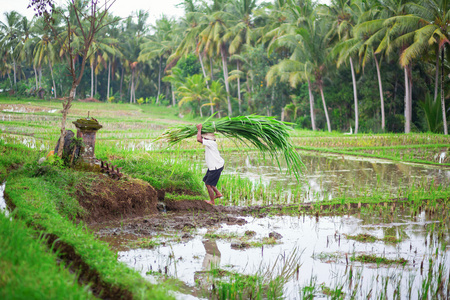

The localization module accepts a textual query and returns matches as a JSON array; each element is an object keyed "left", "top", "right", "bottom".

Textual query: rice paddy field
[{"left": 1, "top": 97, "right": 450, "bottom": 299}]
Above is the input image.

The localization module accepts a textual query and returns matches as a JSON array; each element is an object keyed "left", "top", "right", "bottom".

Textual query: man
[{"left": 196, "top": 124, "right": 224, "bottom": 205}]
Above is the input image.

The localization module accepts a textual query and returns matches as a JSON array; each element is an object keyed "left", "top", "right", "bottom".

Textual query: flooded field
[
  {"left": 217, "top": 151, "right": 450, "bottom": 205},
  {"left": 100, "top": 153, "right": 450, "bottom": 299},
  {"left": 109, "top": 207, "right": 449, "bottom": 299}
]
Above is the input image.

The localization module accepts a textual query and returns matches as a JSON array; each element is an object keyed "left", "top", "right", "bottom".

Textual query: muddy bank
[{"left": 75, "top": 175, "right": 158, "bottom": 224}]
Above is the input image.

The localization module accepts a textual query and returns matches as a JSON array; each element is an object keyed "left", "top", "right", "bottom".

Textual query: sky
[{"left": 1, "top": 0, "right": 186, "bottom": 26}]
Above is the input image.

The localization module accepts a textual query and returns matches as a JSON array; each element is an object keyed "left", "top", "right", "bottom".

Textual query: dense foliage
[{"left": 0, "top": 0, "right": 449, "bottom": 133}]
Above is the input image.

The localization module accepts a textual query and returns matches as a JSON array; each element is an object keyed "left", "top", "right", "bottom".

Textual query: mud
[{"left": 75, "top": 175, "right": 158, "bottom": 224}]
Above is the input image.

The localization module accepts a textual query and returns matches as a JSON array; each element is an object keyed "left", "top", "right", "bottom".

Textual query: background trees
[{"left": 1, "top": 0, "right": 449, "bottom": 134}]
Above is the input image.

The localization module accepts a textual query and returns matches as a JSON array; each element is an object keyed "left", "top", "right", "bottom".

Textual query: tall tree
[{"left": 30, "top": 0, "right": 116, "bottom": 157}]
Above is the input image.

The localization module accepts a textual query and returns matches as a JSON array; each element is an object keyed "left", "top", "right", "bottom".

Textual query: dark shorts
[{"left": 203, "top": 166, "right": 224, "bottom": 187}]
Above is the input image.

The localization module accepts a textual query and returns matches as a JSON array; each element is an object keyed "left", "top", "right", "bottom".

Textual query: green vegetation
[
  {"left": 345, "top": 233, "right": 402, "bottom": 244},
  {"left": 351, "top": 254, "right": 408, "bottom": 266},
  {"left": 0, "top": 143, "right": 174, "bottom": 299},
  {"left": 159, "top": 115, "right": 304, "bottom": 178},
  {"left": 0, "top": 214, "right": 94, "bottom": 299}
]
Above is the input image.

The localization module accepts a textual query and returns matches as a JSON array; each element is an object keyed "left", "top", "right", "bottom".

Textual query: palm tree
[
  {"left": 226, "top": 0, "right": 258, "bottom": 113},
  {"left": 394, "top": 0, "right": 450, "bottom": 134},
  {"left": 139, "top": 15, "right": 177, "bottom": 104},
  {"left": 177, "top": 73, "right": 209, "bottom": 117},
  {"left": 198, "top": 10, "right": 236, "bottom": 116},
  {"left": 367, "top": 0, "right": 416, "bottom": 133},
  {"left": 0, "top": 11, "right": 23, "bottom": 89},
  {"left": 326, "top": 0, "right": 361, "bottom": 133}
]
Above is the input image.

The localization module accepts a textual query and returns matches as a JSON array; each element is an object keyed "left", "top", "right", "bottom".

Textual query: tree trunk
[
  {"left": 220, "top": 47, "right": 232, "bottom": 116},
  {"left": 434, "top": 46, "right": 439, "bottom": 102},
  {"left": 120, "top": 66, "right": 124, "bottom": 101},
  {"left": 349, "top": 57, "right": 358, "bottom": 134},
  {"left": 374, "top": 55, "right": 385, "bottom": 131},
  {"left": 210, "top": 56, "right": 214, "bottom": 81},
  {"left": 408, "top": 66, "right": 413, "bottom": 130},
  {"left": 199, "top": 52, "right": 209, "bottom": 89},
  {"left": 38, "top": 66, "right": 42, "bottom": 87},
  {"left": 34, "top": 65, "right": 38, "bottom": 90},
  {"left": 49, "top": 62, "right": 56, "bottom": 99},
  {"left": 441, "top": 47, "right": 447, "bottom": 135},
  {"left": 237, "top": 61, "right": 242, "bottom": 114},
  {"left": 157, "top": 56, "right": 162, "bottom": 104},
  {"left": 13, "top": 57, "right": 17, "bottom": 88},
  {"left": 307, "top": 79, "right": 316, "bottom": 131},
  {"left": 91, "top": 63, "right": 94, "bottom": 98},
  {"left": 319, "top": 85, "right": 331, "bottom": 132},
  {"left": 130, "top": 69, "right": 134, "bottom": 103},
  {"left": 171, "top": 83, "right": 176, "bottom": 106},
  {"left": 107, "top": 60, "right": 111, "bottom": 101},
  {"left": 404, "top": 67, "right": 410, "bottom": 133},
  {"left": 95, "top": 71, "right": 98, "bottom": 96},
  {"left": 57, "top": 85, "right": 76, "bottom": 157}
]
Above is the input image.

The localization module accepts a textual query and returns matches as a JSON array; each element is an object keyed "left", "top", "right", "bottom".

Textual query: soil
[{"left": 74, "top": 174, "right": 158, "bottom": 224}]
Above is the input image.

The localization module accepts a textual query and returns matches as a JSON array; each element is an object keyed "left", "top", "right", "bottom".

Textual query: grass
[
  {"left": 351, "top": 254, "right": 408, "bottom": 266},
  {"left": 344, "top": 233, "right": 402, "bottom": 244},
  {"left": 1, "top": 143, "right": 174, "bottom": 299},
  {"left": 0, "top": 214, "right": 95, "bottom": 299}
]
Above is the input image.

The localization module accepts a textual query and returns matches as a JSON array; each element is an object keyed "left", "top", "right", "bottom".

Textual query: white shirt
[{"left": 202, "top": 139, "right": 224, "bottom": 170}]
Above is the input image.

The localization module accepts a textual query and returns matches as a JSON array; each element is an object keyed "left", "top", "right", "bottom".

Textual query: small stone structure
[{"left": 72, "top": 117, "right": 102, "bottom": 163}]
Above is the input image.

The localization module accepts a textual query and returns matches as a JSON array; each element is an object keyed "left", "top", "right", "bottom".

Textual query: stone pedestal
[{"left": 72, "top": 118, "right": 102, "bottom": 163}]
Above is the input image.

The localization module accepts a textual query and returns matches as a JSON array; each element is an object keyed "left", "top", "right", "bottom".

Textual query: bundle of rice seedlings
[{"left": 157, "top": 115, "right": 304, "bottom": 179}]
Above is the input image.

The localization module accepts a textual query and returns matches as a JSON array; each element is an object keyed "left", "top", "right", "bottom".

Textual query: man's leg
[
  {"left": 205, "top": 184, "right": 215, "bottom": 205},
  {"left": 211, "top": 186, "right": 222, "bottom": 198}
]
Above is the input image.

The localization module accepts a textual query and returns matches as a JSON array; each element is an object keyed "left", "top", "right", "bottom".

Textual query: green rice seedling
[
  {"left": 351, "top": 254, "right": 408, "bottom": 266},
  {"left": 157, "top": 114, "right": 304, "bottom": 179},
  {"left": 129, "top": 237, "right": 162, "bottom": 249}
]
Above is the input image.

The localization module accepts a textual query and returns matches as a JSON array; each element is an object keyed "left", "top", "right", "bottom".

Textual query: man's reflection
[{"left": 202, "top": 238, "right": 221, "bottom": 270}]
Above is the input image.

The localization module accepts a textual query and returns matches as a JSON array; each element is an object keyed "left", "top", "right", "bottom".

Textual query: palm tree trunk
[
  {"left": 307, "top": 79, "right": 316, "bottom": 131},
  {"left": 157, "top": 56, "right": 162, "bottom": 104},
  {"left": 95, "top": 72, "right": 98, "bottom": 96},
  {"left": 349, "top": 57, "right": 358, "bottom": 134},
  {"left": 404, "top": 67, "right": 410, "bottom": 133},
  {"left": 441, "top": 47, "right": 447, "bottom": 135},
  {"left": 171, "top": 83, "right": 176, "bottom": 106},
  {"left": 210, "top": 56, "right": 214, "bottom": 81},
  {"left": 319, "top": 85, "right": 331, "bottom": 132},
  {"left": 408, "top": 66, "right": 413, "bottom": 130},
  {"left": 38, "top": 66, "right": 42, "bottom": 87},
  {"left": 120, "top": 66, "right": 124, "bottom": 101},
  {"left": 91, "top": 63, "right": 94, "bottom": 98},
  {"left": 49, "top": 62, "right": 56, "bottom": 99},
  {"left": 237, "top": 61, "right": 242, "bottom": 114},
  {"left": 198, "top": 53, "right": 209, "bottom": 89},
  {"left": 13, "top": 57, "right": 17, "bottom": 88},
  {"left": 434, "top": 46, "right": 439, "bottom": 102},
  {"left": 130, "top": 70, "right": 134, "bottom": 103},
  {"left": 34, "top": 65, "right": 38, "bottom": 90},
  {"left": 107, "top": 60, "right": 111, "bottom": 101},
  {"left": 220, "top": 47, "right": 232, "bottom": 116},
  {"left": 374, "top": 55, "right": 385, "bottom": 131}
]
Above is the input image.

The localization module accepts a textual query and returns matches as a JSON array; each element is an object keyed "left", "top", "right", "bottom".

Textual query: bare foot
[
  {"left": 214, "top": 193, "right": 223, "bottom": 199},
  {"left": 205, "top": 200, "right": 215, "bottom": 205}
]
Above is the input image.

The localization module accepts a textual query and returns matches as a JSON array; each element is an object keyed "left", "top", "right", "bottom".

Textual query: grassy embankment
[{"left": 0, "top": 142, "right": 183, "bottom": 299}]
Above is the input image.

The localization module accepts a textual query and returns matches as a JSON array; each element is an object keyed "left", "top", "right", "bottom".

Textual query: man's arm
[{"left": 196, "top": 124, "right": 203, "bottom": 143}]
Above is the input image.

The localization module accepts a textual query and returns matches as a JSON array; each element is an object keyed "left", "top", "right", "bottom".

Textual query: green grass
[
  {"left": 1, "top": 143, "right": 174, "bottom": 299},
  {"left": 0, "top": 214, "right": 95, "bottom": 299},
  {"left": 351, "top": 254, "right": 408, "bottom": 266}
]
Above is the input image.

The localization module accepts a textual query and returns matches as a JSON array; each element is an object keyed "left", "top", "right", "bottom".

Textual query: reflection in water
[
  {"left": 201, "top": 238, "right": 221, "bottom": 271},
  {"left": 221, "top": 151, "right": 450, "bottom": 203},
  {"left": 117, "top": 211, "right": 450, "bottom": 299}
]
